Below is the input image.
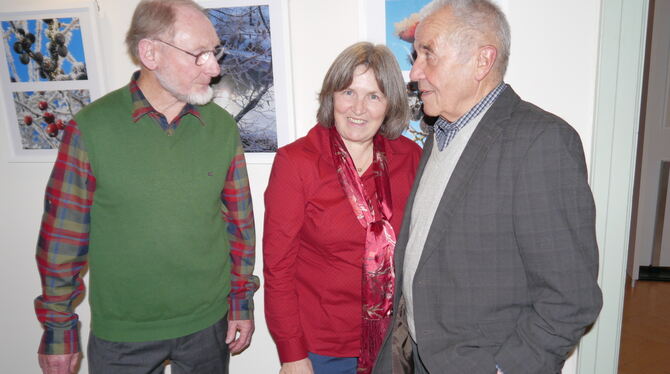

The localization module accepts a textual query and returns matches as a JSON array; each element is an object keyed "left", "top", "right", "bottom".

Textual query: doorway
[
  {"left": 628, "top": 0, "right": 670, "bottom": 283},
  {"left": 619, "top": 0, "right": 670, "bottom": 372}
]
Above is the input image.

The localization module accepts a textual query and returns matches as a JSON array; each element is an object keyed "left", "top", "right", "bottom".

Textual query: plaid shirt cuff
[
  {"left": 228, "top": 294, "right": 256, "bottom": 321},
  {"left": 38, "top": 328, "right": 80, "bottom": 355}
]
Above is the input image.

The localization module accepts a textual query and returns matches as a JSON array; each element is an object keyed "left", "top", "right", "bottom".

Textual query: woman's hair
[
  {"left": 125, "top": 0, "right": 206, "bottom": 65},
  {"left": 317, "top": 42, "right": 410, "bottom": 139}
]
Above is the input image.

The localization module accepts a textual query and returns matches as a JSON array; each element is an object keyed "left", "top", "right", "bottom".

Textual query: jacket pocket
[{"left": 477, "top": 319, "right": 517, "bottom": 346}]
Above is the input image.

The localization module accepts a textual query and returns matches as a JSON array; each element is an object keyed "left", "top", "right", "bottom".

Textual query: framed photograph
[
  {"left": 0, "top": 1, "right": 104, "bottom": 162},
  {"left": 360, "top": 0, "right": 508, "bottom": 147},
  {"left": 11, "top": 89, "right": 91, "bottom": 150},
  {"left": 199, "top": 0, "right": 294, "bottom": 164}
]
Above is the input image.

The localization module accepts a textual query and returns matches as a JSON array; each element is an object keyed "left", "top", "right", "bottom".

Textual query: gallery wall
[{"left": 0, "top": 0, "right": 601, "bottom": 373}]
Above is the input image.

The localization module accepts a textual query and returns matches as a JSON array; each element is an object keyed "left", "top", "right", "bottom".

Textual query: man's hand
[
  {"left": 280, "top": 358, "right": 314, "bottom": 374},
  {"left": 38, "top": 353, "right": 80, "bottom": 374},
  {"left": 226, "top": 319, "right": 254, "bottom": 354}
]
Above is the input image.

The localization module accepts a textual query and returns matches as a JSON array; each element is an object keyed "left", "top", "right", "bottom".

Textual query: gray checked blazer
[{"left": 372, "top": 86, "right": 603, "bottom": 374}]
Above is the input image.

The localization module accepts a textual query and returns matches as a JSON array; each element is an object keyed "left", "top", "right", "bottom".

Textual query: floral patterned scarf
[{"left": 329, "top": 127, "right": 396, "bottom": 374}]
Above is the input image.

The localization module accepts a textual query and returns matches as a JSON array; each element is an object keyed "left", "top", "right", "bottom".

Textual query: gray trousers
[{"left": 88, "top": 317, "right": 230, "bottom": 374}]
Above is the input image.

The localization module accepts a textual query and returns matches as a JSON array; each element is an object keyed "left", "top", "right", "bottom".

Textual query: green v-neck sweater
[{"left": 76, "top": 85, "right": 237, "bottom": 342}]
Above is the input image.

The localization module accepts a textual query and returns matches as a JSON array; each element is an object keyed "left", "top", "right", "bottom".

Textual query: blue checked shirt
[{"left": 434, "top": 82, "right": 507, "bottom": 151}]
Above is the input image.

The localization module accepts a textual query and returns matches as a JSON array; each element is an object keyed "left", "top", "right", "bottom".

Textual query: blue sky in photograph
[
  {"left": 2, "top": 17, "right": 86, "bottom": 82},
  {"left": 385, "top": 0, "right": 431, "bottom": 71},
  {"left": 385, "top": 0, "right": 432, "bottom": 147}
]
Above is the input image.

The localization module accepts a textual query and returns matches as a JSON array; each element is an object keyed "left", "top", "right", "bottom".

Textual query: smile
[{"left": 348, "top": 117, "right": 366, "bottom": 125}]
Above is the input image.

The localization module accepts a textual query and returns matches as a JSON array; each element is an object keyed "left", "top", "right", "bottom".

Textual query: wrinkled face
[
  {"left": 154, "top": 6, "right": 221, "bottom": 105},
  {"left": 333, "top": 65, "right": 388, "bottom": 148},
  {"left": 410, "top": 8, "right": 477, "bottom": 121}
]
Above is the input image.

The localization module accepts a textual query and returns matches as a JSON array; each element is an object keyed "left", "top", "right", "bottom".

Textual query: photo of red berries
[
  {"left": 1, "top": 17, "right": 87, "bottom": 82},
  {"left": 12, "top": 90, "right": 90, "bottom": 149}
]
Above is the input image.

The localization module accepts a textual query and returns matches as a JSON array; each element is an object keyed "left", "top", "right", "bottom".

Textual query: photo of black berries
[{"left": 1, "top": 17, "right": 87, "bottom": 82}]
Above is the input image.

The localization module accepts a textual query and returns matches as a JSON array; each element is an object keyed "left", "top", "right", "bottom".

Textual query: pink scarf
[{"left": 330, "top": 127, "right": 396, "bottom": 374}]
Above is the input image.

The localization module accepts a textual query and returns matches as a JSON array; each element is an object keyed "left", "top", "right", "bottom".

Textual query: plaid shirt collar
[
  {"left": 434, "top": 82, "right": 507, "bottom": 151},
  {"left": 129, "top": 71, "right": 205, "bottom": 127}
]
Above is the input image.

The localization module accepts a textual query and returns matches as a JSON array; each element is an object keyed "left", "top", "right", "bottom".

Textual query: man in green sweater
[{"left": 34, "top": 1, "right": 259, "bottom": 373}]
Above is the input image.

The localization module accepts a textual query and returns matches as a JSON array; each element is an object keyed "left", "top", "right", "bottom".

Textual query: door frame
[{"left": 577, "top": 0, "right": 649, "bottom": 372}]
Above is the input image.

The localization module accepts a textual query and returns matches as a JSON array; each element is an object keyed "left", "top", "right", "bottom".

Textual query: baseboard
[{"left": 638, "top": 266, "right": 670, "bottom": 281}]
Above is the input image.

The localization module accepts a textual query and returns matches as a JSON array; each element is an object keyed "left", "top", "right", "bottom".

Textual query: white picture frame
[
  {"left": 199, "top": 0, "right": 294, "bottom": 164},
  {"left": 0, "top": 1, "right": 104, "bottom": 162}
]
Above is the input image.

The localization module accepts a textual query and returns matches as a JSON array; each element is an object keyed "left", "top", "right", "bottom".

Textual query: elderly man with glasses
[{"left": 34, "top": 1, "right": 258, "bottom": 373}]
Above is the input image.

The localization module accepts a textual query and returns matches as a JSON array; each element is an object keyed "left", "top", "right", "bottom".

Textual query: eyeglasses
[{"left": 154, "top": 39, "right": 225, "bottom": 66}]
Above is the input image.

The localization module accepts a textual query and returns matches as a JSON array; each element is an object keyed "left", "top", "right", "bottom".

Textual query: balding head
[
  {"left": 419, "top": 0, "right": 510, "bottom": 79},
  {"left": 410, "top": 0, "right": 509, "bottom": 120},
  {"left": 125, "top": 0, "right": 207, "bottom": 65}
]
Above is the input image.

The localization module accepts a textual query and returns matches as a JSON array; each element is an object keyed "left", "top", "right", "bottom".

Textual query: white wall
[{"left": 0, "top": 0, "right": 601, "bottom": 373}]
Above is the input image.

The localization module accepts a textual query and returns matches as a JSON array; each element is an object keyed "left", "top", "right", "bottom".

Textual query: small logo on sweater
[{"left": 208, "top": 172, "right": 214, "bottom": 176}]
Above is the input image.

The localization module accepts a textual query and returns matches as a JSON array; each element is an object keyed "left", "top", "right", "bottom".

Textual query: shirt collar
[
  {"left": 129, "top": 71, "right": 205, "bottom": 126},
  {"left": 436, "top": 81, "right": 508, "bottom": 132}
]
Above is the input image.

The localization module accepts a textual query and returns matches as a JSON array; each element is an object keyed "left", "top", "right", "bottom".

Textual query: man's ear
[
  {"left": 138, "top": 39, "right": 159, "bottom": 70},
  {"left": 474, "top": 45, "right": 497, "bottom": 81}
]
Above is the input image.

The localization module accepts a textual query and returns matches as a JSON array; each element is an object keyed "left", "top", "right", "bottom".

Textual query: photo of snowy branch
[
  {"left": 12, "top": 89, "right": 90, "bottom": 149},
  {"left": 207, "top": 5, "right": 277, "bottom": 152},
  {"left": 406, "top": 82, "right": 430, "bottom": 147},
  {"left": 1, "top": 17, "right": 87, "bottom": 82}
]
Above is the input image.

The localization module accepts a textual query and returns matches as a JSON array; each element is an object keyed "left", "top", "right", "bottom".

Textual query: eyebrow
[{"left": 417, "top": 42, "right": 435, "bottom": 54}]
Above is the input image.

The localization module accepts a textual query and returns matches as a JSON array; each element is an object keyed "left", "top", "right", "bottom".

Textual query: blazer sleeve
[
  {"left": 263, "top": 147, "right": 309, "bottom": 363},
  {"left": 494, "top": 124, "right": 603, "bottom": 373}
]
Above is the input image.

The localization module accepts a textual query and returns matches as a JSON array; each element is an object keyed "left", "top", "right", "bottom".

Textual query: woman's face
[{"left": 333, "top": 65, "right": 388, "bottom": 148}]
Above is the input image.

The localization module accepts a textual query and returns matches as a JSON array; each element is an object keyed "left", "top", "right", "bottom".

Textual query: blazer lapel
[{"left": 415, "top": 87, "right": 520, "bottom": 272}]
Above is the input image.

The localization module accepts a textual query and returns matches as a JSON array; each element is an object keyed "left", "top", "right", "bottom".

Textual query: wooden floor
[{"left": 618, "top": 279, "right": 670, "bottom": 374}]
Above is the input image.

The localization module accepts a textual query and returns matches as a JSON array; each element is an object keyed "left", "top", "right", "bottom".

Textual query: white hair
[{"left": 418, "top": 0, "right": 511, "bottom": 77}]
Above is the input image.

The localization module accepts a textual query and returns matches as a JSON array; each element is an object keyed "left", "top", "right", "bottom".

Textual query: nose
[
  {"left": 353, "top": 96, "right": 366, "bottom": 115},
  {"left": 203, "top": 56, "right": 221, "bottom": 77},
  {"left": 409, "top": 58, "right": 425, "bottom": 82}
]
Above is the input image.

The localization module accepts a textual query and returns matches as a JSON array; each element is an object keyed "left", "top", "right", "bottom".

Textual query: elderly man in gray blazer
[{"left": 372, "top": 1, "right": 603, "bottom": 373}]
